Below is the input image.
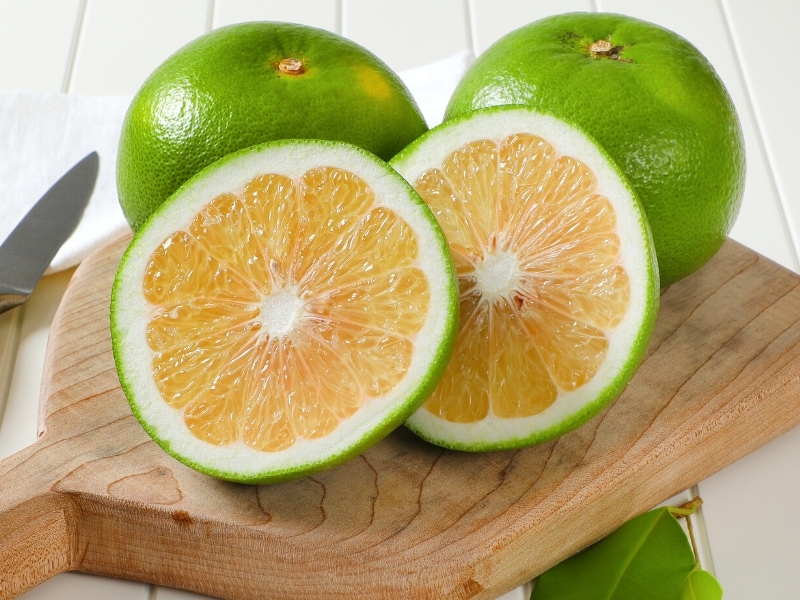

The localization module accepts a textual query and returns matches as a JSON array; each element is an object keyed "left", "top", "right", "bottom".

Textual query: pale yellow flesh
[
  {"left": 413, "top": 133, "right": 630, "bottom": 423},
  {"left": 142, "top": 167, "right": 430, "bottom": 452}
]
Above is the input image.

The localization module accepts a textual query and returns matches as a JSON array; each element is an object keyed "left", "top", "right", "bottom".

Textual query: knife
[{"left": 0, "top": 151, "right": 99, "bottom": 314}]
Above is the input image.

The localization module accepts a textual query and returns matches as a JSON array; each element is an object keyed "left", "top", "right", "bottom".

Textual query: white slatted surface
[{"left": 1, "top": 1, "right": 798, "bottom": 598}]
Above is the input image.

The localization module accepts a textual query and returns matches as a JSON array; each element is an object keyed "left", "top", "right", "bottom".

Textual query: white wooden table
[{"left": 1, "top": 1, "right": 799, "bottom": 598}]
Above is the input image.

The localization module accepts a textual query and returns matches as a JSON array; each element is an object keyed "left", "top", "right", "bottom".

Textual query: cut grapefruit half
[
  {"left": 391, "top": 106, "right": 659, "bottom": 451},
  {"left": 111, "top": 139, "right": 458, "bottom": 483}
]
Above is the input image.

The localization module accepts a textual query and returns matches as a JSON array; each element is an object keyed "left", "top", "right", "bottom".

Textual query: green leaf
[
  {"left": 530, "top": 507, "right": 697, "bottom": 600},
  {"left": 680, "top": 569, "right": 723, "bottom": 600}
]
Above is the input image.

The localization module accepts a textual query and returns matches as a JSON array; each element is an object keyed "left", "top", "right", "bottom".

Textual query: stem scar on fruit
[
  {"left": 278, "top": 57, "right": 305, "bottom": 75},
  {"left": 590, "top": 40, "right": 615, "bottom": 55},
  {"left": 588, "top": 38, "right": 634, "bottom": 62}
]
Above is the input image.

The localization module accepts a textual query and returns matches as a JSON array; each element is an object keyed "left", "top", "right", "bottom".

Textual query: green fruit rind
[
  {"left": 117, "top": 21, "right": 428, "bottom": 232},
  {"left": 111, "top": 139, "right": 459, "bottom": 484},
  {"left": 445, "top": 12, "right": 745, "bottom": 287},
  {"left": 391, "top": 105, "right": 660, "bottom": 452}
]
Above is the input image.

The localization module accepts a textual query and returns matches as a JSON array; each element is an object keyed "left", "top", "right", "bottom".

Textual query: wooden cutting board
[{"left": 3, "top": 234, "right": 800, "bottom": 600}]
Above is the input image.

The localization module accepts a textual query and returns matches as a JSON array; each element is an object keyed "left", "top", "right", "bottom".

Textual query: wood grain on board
[{"left": 2, "top": 234, "right": 800, "bottom": 600}]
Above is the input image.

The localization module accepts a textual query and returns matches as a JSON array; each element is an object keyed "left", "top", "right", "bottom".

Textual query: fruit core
[
  {"left": 412, "top": 132, "right": 631, "bottom": 423},
  {"left": 259, "top": 287, "right": 304, "bottom": 338},
  {"left": 474, "top": 248, "right": 520, "bottom": 300}
]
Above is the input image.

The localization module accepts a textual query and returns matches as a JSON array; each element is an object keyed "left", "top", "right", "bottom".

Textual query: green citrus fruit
[
  {"left": 391, "top": 106, "right": 659, "bottom": 451},
  {"left": 445, "top": 12, "right": 745, "bottom": 287},
  {"left": 111, "top": 139, "right": 458, "bottom": 484},
  {"left": 117, "top": 21, "right": 428, "bottom": 231}
]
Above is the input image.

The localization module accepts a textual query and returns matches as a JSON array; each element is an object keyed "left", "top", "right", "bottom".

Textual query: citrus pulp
[
  {"left": 445, "top": 12, "right": 745, "bottom": 287},
  {"left": 117, "top": 21, "right": 428, "bottom": 231},
  {"left": 391, "top": 106, "right": 659, "bottom": 451},
  {"left": 111, "top": 139, "right": 458, "bottom": 483}
]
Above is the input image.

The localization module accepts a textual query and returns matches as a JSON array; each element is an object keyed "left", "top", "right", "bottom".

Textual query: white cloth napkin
[
  {"left": 398, "top": 50, "right": 473, "bottom": 128},
  {"left": 0, "top": 50, "right": 473, "bottom": 274}
]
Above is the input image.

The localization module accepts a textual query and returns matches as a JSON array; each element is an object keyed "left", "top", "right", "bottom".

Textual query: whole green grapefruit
[
  {"left": 445, "top": 12, "right": 745, "bottom": 287},
  {"left": 117, "top": 22, "right": 428, "bottom": 231}
]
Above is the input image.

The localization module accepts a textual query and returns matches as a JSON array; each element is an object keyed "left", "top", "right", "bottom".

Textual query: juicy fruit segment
[
  {"left": 391, "top": 107, "right": 658, "bottom": 451},
  {"left": 143, "top": 169, "right": 427, "bottom": 451},
  {"left": 418, "top": 135, "right": 629, "bottom": 421},
  {"left": 112, "top": 140, "right": 458, "bottom": 483}
]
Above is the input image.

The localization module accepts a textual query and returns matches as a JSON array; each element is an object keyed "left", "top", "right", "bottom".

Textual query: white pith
[
  {"left": 473, "top": 249, "right": 520, "bottom": 300},
  {"left": 258, "top": 286, "right": 303, "bottom": 338},
  {"left": 391, "top": 109, "right": 656, "bottom": 449},
  {"left": 113, "top": 141, "right": 456, "bottom": 480}
]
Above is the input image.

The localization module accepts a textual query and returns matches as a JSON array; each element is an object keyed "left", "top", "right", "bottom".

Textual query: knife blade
[{"left": 0, "top": 151, "right": 99, "bottom": 314}]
